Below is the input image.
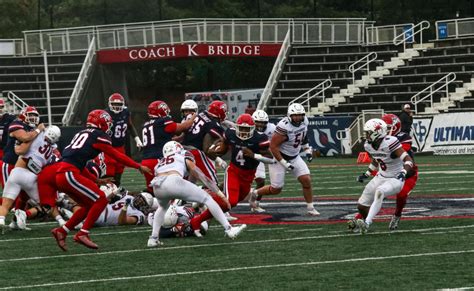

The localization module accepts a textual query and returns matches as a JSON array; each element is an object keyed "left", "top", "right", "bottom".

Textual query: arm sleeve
[
  {"left": 164, "top": 121, "right": 178, "bottom": 134},
  {"left": 92, "top": 143, "right": 141, "bottom": 169}
]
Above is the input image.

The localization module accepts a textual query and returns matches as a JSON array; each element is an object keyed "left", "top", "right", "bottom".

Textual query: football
[{"left": 209, "top": 140, "right": 228, "bottom": 156}]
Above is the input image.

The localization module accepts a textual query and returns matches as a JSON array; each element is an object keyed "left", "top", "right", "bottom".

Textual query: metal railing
[
  {"left": 23, "top": 18, "right": 372, "bottom": 55},
  {"left": 410, "top": 72, "right": 456, "bottom": 113},
  {"left": 257, "top": 28, "right": 292, "bottom": 111},
  {"left": 289, "top": 79, "right": 332, "bottom": 112},
  {"left": 366, "top": 23, "right": 413, "bottom": 45},
  {"left": 435, "top": 17, "right": 474, "bottom": 40},
  {"left": 393, "top": 21, "right": 430, "bottom": 51},
  {"left": 6, "top": 91, "right": 28, "bottom": 114},
  {"left": 348, "top": 52, "right": 377, "bottom": 84},
  {"left": 0, "top": 39, "right": 24, "bottom": 56},
  {"left": 62, "top": 37, "right": 97, "bottom": 126},
  {"left": 347, "top": 109, "right": 384, "bottom": 149}
]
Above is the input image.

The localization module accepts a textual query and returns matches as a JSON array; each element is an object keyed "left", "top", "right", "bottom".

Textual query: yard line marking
[
  {"left": 1, "top": 224, "right": 473, "bottom": 263},
  {"left": 1, "top": 249, "right": 474, "bottom": 290},
  {"left": 439, "top": 287, "right": 474, "bottom": 290},
  {"left": 285, "top": 228, "right": 323, "bottom": 233},
  {"left": 421, "top": 230, "right": 465, "bottom": 235}
]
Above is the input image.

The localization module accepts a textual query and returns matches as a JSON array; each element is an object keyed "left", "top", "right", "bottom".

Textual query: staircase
[
  {"left": 266, "top": 44, "right": 401, "bottom": 117},
  {"left": 0, "top": 54, "right": 85, "bottom": 124}
]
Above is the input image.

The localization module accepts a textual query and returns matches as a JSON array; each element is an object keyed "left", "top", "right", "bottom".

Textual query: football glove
[
  {"left": 396, "top": 171, "right": 406, "bottom": 182},
  {"left": 303, "top": 145, "right": 313, "bottom": 162},
  {"left": 279, "top": 159, "right": 294, "bottom": 171},
  {"left": 135, "top": 136, "right": 144, "bottom": 150},
  {"left": 357, "top": 173, "right": 369, "bottom": 183}
]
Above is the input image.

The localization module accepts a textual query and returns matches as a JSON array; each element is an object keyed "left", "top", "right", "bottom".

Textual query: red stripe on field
[{"left": 231, "top": 214, "right": 474, "bottom": 225}]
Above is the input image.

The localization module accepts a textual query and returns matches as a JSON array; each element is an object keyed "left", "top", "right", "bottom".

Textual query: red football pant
[
  {"left": 141, "top": 158, "right": 158, "bottom": 193},
  {"left": 395, "top": 169, "right": 419, "bottom": 217},
  {"left": 104, "top": 146, "right": 126, "bottom": 176},
  {"left": 190, "top": 149, "right": 218, "bottom": 184},
  {"left": 56, "top": 167, "right": 107, "bottom": 232},
  {"left": 38, "top": 163, "right": 60, "bottom": 208}
]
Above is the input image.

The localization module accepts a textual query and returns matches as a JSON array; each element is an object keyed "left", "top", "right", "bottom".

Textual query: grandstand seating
[
  {"left": 0, "top": 54, "right": 85, "bottom": 124},
  {"left": 267, "top": 44, "right": 402, "bottom": 116}
]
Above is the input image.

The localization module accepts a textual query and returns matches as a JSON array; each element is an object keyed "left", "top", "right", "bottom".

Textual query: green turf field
[{"left": 1, "top": 155, "right": 473, "bottom": 290}]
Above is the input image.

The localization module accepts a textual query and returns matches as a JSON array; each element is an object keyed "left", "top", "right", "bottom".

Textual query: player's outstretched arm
[
  {"left": 271, "top": 132, "right": 294, "bottom": 170},
  {"left": 14, "top": 140, "right": 33, "bottom": 155},
  {"left": 175, "top": 113, "right": 196, "bottom": 134},
  {"left": 11, "top": 123, "right": 45, "bottom": 143}
]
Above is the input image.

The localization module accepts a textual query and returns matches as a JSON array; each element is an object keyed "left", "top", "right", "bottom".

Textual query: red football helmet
[
  {"left": 19, "top": 106, "right": 39, "bottom": 126},
  {"left": 108, "top": 93, "right": 125, "bottom": 113},
  {"left": 0, "top": 99, "right": 5, "bottom": 116},
  {"left": 147, "top": 101, "right": 170, "bottom": 118},
  {"left": 86, "top": 109, "right": 113, "bottom": 135},
  {"left": 382, "top": 113, "right": 401, "bottom": 136},
  {"left": 236, "top": 113, "right": 255, "bottom": 140},
  {"left": 207, "top": 100, "right": 227, "bottom": 121}
]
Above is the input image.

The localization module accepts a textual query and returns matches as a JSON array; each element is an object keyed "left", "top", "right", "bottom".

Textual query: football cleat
[
  {"left": 9, "top": 221, "right": 19, "bottom": 230},
  {"left": 14, "top": 209, "right": 27, "bottom": 230},
  {"left": 389, "top": 215, "right": 401, "bottom": 231},
  {"left": 51, "top": 227, "right": 68, "bottom": 251},
  {"left": 307, "top": 208, "right": 321, "bottom": 216},
  {"left": 147, "top": 236, "right": 163, "bottom": 248},
  {"left": 347, "top": 219, "right": 360, "bottom": 233},
  {"left": 225, "top": 224, "right": 247, "bottom": 239},
  {"left": 356, "top": 219, "right": 369, "bottom": 234},
  {"left": 73, "top": 231, "right": 99, "bottom": 249},
  {"left": 251, "top": 205, "right": 266, "bottom": 213}
]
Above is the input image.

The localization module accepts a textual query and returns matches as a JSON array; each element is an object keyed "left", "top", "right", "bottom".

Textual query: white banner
[{"left": 413, "top": 112, "right": 474, "bottom": 155}]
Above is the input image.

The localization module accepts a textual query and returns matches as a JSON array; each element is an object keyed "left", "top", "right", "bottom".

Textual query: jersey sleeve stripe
[
  {"left": 275, "top": 126, "right": 287, "bottom": 135},
  {"left": 259, "top": 140, "right": 270, "bottom": 147},
  {"left": 8, "top": 124, "right": 24, "bottom": 130},
  {"left": 164, "top": 120, "right": 174, "bottom": 125},
  {"left": 389, "top": 140, "right": 401, "bottom": 151},
  {"left": 97, "top": 137, "right": 112, "bottom": 145}
]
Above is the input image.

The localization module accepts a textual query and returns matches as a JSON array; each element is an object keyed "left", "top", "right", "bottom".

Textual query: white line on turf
[
  {"left": 1, "top": 224, "right": 473, "bottom": 263},
  {"left": 1, "top": 249, "right": 473, "bottom": 290}
]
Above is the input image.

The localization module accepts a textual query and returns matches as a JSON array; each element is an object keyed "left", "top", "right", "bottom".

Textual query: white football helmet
[
  {"left": 163, "top": 205, "right": 179, "bottom": 228},
  {"left": 252, "top": 110, "right": 269, "bottom": 123},
  {"left": 163, "top": 141, "right": 184, "bottom": 157},
  {"left": 364, "top": 118, "right": 387, "bottom": 143},
  {"left": 45, "top": 125, "right": 61, "bottom": 144},
  {"left": 180, "top": 99, "right": 198, "bottom": 112},
  {"left": 132, "top": 192, "right": 157, "bottom": 215},
  {"left": 287, "top": 103, "right": 305, "bottom": 117}
]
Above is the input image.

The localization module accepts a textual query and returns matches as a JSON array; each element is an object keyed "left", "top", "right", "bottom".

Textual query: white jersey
[
  {"left": 258, "top": 122, "right": 276, "bottom": 139},
  {"left": 364, "top": 135, "right": 403, "bottom": 178},
  {"left": 95, "top": 195, "right": 145, "bottom": 226},
  {"left": 21, "top": 132, "right": 55, "bottom": 174},
  {"left": 154, "top": 150, "right": 195, "bottom": 177},
  {"left": 275, "top": 116, "right": 309, "bottom": 158}
]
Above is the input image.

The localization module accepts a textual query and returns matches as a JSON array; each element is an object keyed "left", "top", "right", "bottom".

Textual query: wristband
[
  {"left": 404, "top": 161, "right": 414, "bottom": 168},
  {"left": 364, "top": 170, "right": 372, "bottom": 177},
  {"left": 368, "top": 163, "right": 377, "bottom": 171},
  {"left": 35, "top": 128, "right": 41, "bottom": 134}
]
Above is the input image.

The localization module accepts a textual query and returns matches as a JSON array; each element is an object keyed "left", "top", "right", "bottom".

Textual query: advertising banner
[
  {"left": 97, "top": 44, "right": 282, "bottom": 64},
  {"left": 270, "top": 116, "right": 355, "bottom": 156},
  {"left": 413, "top": 112, "right": 474, "bottom": 155}
]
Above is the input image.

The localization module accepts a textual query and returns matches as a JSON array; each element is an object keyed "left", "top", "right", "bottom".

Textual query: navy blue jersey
[
  {"left": 62, "top": 128, "right": 112, "bottom": 170},
  {"left": 141, "top": 117, "right": 177, "bottom": 159},
  {"left": 0, "top": 113, "right": 16, "bottom": 150},
  {"left": 183, "top": 111, "right": 224, "bottom": 150},
  {"left": 2, "top": 120, "right": 32, "bottom": 165},
  {"left": 224, "top": 128, "right": 270, "bottom": 170},
  {"left": 106, "top": 108, "right": 130, "bottom": 147}
]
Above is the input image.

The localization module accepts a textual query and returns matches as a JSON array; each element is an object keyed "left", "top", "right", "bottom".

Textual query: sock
[
  {"left": 306, "top": 202, "right": 314, "bottom": 210},
  {"left": 204, "top": 197, "right": 231, "bottom": 230},
  {"left": 190, "top": 209, "right": 213, "bottom": 231},
  {"left": 61, "top": 225, "right": 70, "bottom": 233},
  {"left": 55, "top": 215, "right": 66, "bottom": 226},
  {"left": 65, "top": 207, "right": 88, "bottom": 230},
  {"left": 256, "top": 195, "right": 262, "bottom": 201},
  {"left": 81, "top": 196, "right": 108, "bottom": 231},
  {"left": 395, "top": 195, "right": 407, "bottom": 217},
  {"left": 0, "top": 216, "right": 5, "bottom": 225},
  {"left": 79, "top": 228, "right": 89, "bottom": 234},
  {"left": 151, "top": 207, "right": 166, "bottom": 238},
  {"left": 25, "top": 210, "right": 32, "bottom": 218},
  {"left": 366, "top": 191, "right": 384, "bottom": 225},
  {"left": 354, "top": 213, "right": 363, "bottom": 220}
]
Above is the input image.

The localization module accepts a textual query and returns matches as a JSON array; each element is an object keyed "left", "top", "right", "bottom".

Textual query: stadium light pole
[{"left": 42, "top": 49, "right": 52, "bottom": 125}]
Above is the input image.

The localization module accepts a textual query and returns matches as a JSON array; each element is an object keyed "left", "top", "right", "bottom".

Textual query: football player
[
  {"left": 173, "top": 99, "right": 198, "bottom": 143},
  {"left": 141, "top": 100, "right": 195, "bottom": 192},
  {"left": 0, "top": 99, "right": 16, "bottom": 160},
  {"left": 249, "top": 109, "right": 276, "bottom": 213},
  {"left": 0, "top": 125, "right": 60, "bottom": 232},
  {"left": 190, "top": 114, "right": 274, "bottom": 233},
  {"left": 382, "top": 113, "right": 418, "bottom": 230},
  {"left": 104, "top": 93, "right": 142, "bottom": 186},
  {"left": 182, "top": 100, "right": 227, "bottom": 184},
  {"left": 147, "top": 141, "right": 246, "bottom": 247},
  {"left": 50, "top": 109, "right": 151, "bottom": 251},
  {"left": 248, "top": 103, "right": 319, "bottom": 216},
  {"left": 352, "top": 118, "right": 414, "bottom": 234}
]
